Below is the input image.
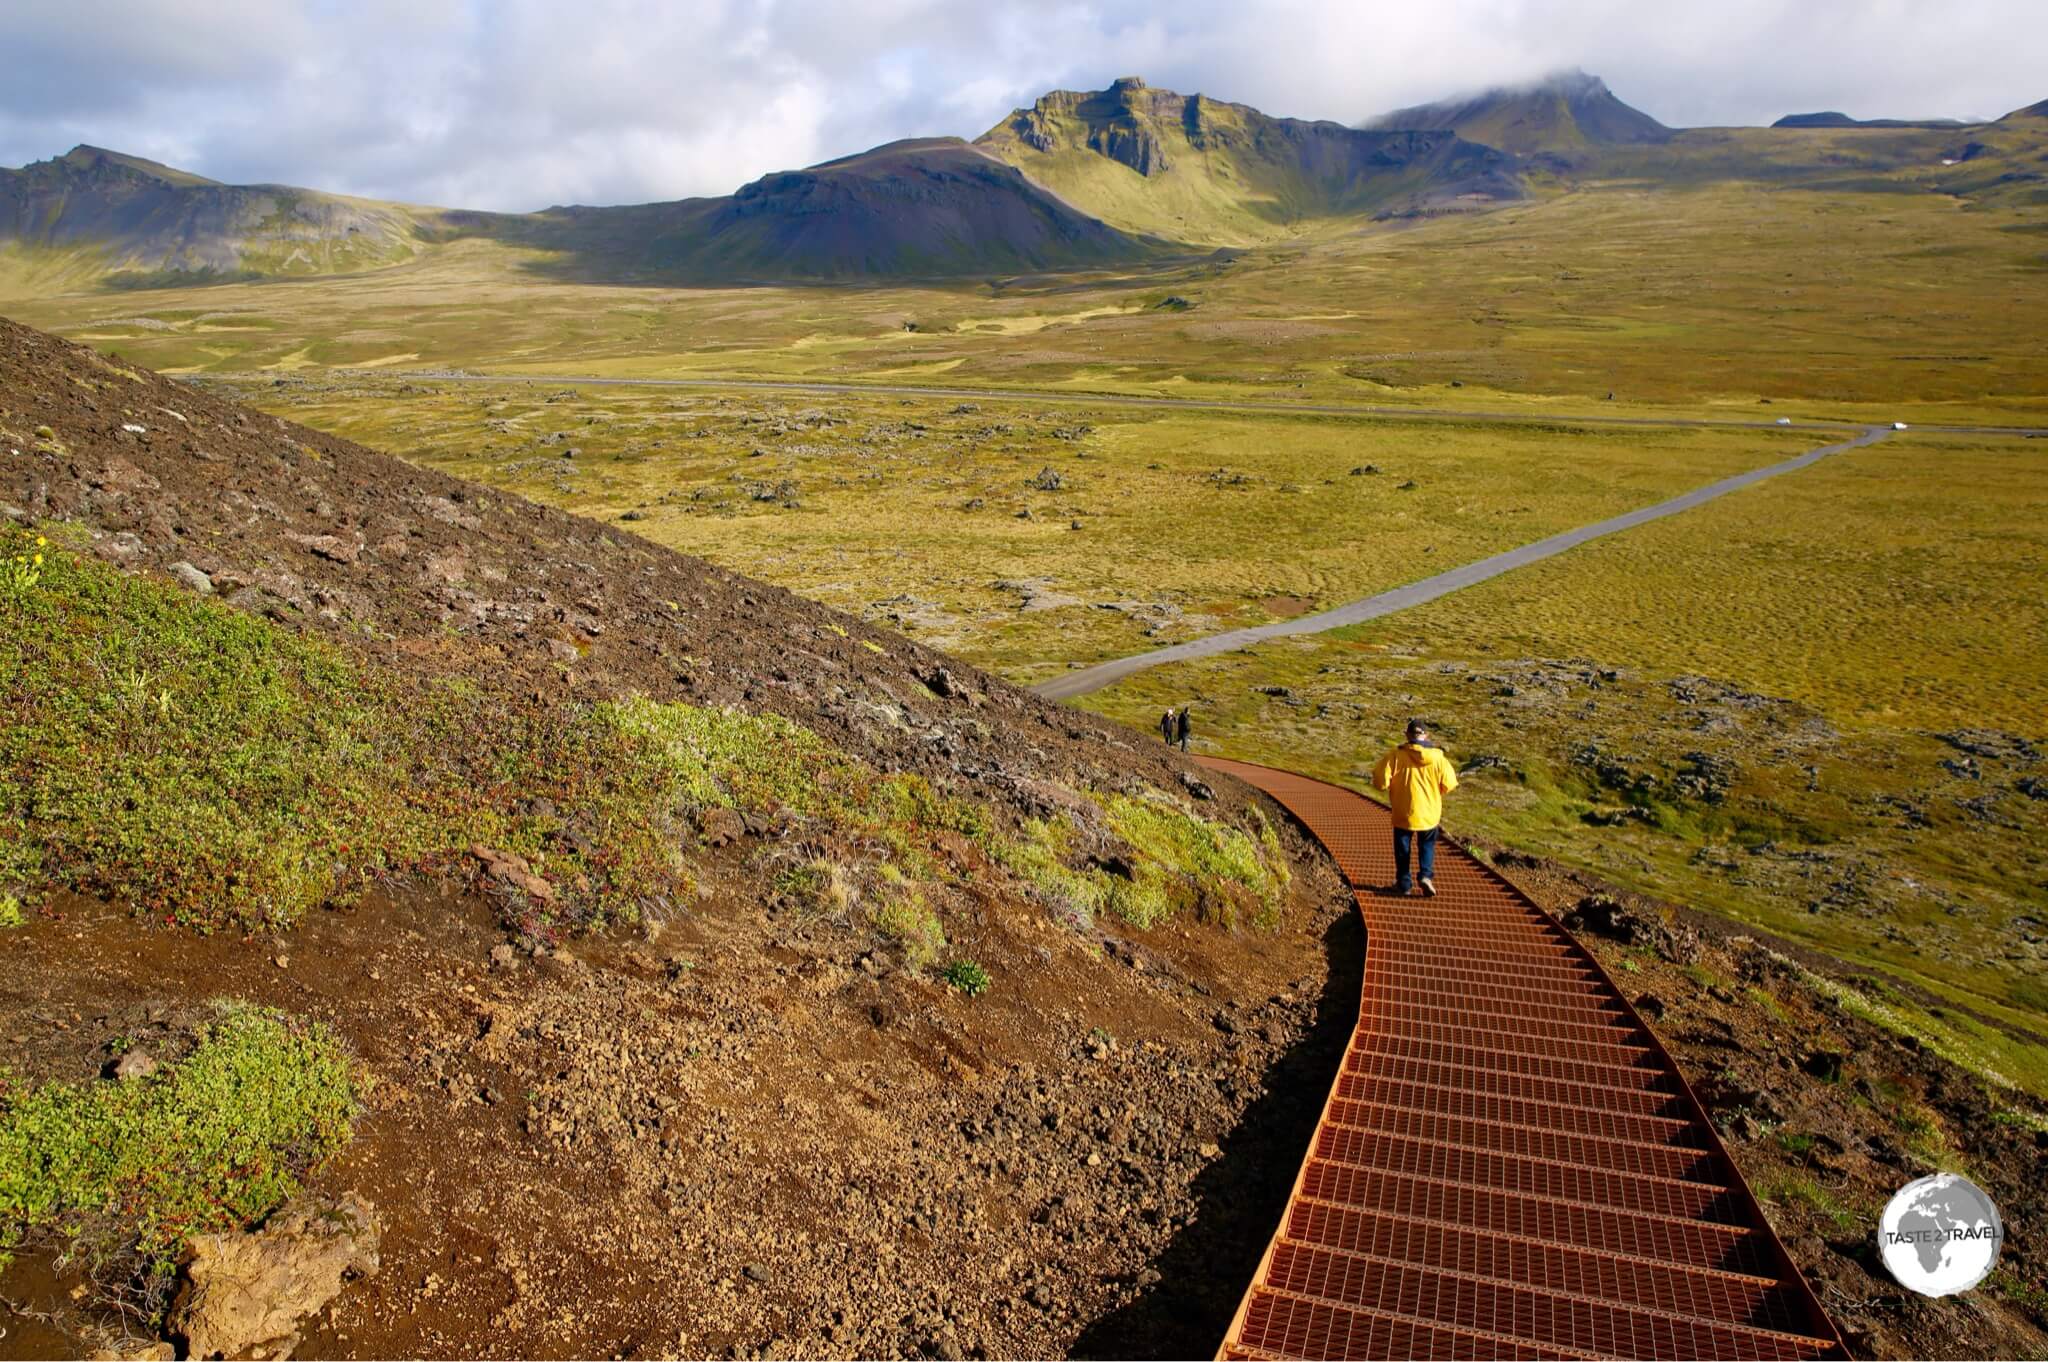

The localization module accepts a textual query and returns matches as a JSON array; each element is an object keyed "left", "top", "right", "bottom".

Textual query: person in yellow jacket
[{"left": 1371, "top": 719, "right": 1459, "bottom": 897}]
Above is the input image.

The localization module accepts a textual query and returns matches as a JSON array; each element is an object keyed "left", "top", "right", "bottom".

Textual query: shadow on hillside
[{"left": 1070, "top": 898, "right": 1364, "bottom": 1360}]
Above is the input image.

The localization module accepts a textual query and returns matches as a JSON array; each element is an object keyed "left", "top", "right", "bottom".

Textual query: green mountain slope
[
  {"left": 0, "top": 145, "right": 427, "bottom": 283},
  {"left": 1362, "top": 69, "right": 1672, "bottom": 157},
  {"left": 975, "top": 77, "right": 1522, "bottom": 245}
]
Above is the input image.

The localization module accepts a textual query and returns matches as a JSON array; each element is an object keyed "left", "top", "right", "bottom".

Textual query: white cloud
[{"left": 0, "top": 0, "right": 2041, "bottom": 210}]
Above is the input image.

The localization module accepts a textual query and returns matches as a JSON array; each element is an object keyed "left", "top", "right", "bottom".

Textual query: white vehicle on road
[
  {"left": 1893, "top": 421, "right": 1909, "bottom": 430},
  {"left": 1775, "top": 417, "right": 1792, "bottom": 425}
]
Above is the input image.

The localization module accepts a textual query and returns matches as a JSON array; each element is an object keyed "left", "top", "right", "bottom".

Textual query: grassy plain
[
  {"left": 1081, "top": 433, "right": 2048, "bottom": 1093},
  {"left": 237, "top": 373, "right": 1802, "bottom": 678},
  {"left": 5, "top": 181, "right": 2046, "bottom": 425}
]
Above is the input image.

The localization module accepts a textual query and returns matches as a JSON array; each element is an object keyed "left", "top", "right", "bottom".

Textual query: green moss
[
  {"left": 1097, "top": 791, "right": 1289, "bottom": 928},
  {"left": 990, "top": 793, "right": 1289, "bottom": 932},
  {"left": 0, "top": 1002, "right": 356, "bottom": 1309},
  {"left": 0, "top": 526, "right": 690, "bottom": 932}
]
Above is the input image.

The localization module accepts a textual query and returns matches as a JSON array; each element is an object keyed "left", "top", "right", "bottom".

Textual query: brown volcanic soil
[{"left": 0, "top": 316, "right": 1355, "bottom": 1359}]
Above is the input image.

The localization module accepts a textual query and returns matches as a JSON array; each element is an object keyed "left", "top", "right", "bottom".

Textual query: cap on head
[{"left": 1405, "top": 719, "right": 1428, "bottom": 741}]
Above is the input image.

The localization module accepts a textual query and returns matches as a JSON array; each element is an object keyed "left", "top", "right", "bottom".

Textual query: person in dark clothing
[
  {"left": 1175, "top": 706, "right": 1192, "bottom": 753},
  {"left": 1160, "top": 709, "right": 1176, "bottom": 745}
]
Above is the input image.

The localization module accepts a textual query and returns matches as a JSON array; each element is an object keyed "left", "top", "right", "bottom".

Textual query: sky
[{"left": 2, "top": 0, "right": 2042, "bottom": 212}]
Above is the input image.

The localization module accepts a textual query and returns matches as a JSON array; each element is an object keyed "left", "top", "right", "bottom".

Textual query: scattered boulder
[
  {"left": 170, "top": 1193, "right": 380, "bottom": 1361},
  {"left": 1563, "top": 894, "right": 1640, "bottom": 943},
  {"left": 112, "top": 1048, "right": 158, "bottom": 1082},
  {"left": 469, "top": 845, "right": 557, "bottom": 904},
  {"left": 168, "top": 561, "right": 214, "bottom": 594},
  {"left": 697, "top": 807, "right": 746, "bottom": 849},
  {"left": 1026, "top": 466, "right": 1065, "bottom": 492},
  {"left": 283, "top": 531, "right": 361, "bottom": 565}
]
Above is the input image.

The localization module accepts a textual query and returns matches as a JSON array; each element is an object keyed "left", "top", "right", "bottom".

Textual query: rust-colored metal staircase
[{"left": 1201, "top": 757, "right": 1844, "bottom": 1362}]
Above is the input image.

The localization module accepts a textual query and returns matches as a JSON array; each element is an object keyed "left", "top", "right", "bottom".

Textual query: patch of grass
[
  {"left": 1776, "top": 1130, "right": 1818, "bottom": 1156},
  {"left": 599, "top": 695, "right": 988, "bottom": 845},
  {"left": 1097, "top": 790, "right": 1289, "bottom": 927},
  {"left": 0, "top": 1002, "right": 356, "bottom": 1317},
  {"left": 1683, "top": 963, "right": 1732, "bottom": 992},
  {"left": 0, "top": 525, "right": 697, "bottom": 932},
  {"left": 774, "top": 858, "right": 854, "bottom": 920},
  {"left": 1753, "top": 1170, "right": 1861, "bottom": 1233},
  {"left": 941, "top": 959, "right": 992, "bottom": 997},
  {"left": 0, "top": 894, "right": 21, "bottom": 929},
  {"left": 992, "top": 816, "right": 1104, "bottom": 930},
  {"left": 989, "top": 793, "right": 1288, "bottom": 933},
  {"left": 1745, "top": 986, "right": 1794, "bottom": 1026},
  {"left": 871, "top": 879, "right": 945, "bottom": 970},
  {"left": 1988, "top": 1267, "right": 2048, "bottom": 1316}
]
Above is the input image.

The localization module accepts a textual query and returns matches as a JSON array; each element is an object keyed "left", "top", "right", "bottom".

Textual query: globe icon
[{"left": 1878, "top": 1173, "right": 2004, "bottom": 1297}]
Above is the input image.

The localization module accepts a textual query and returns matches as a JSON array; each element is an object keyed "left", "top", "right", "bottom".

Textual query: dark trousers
[{"left": 1393, "top": 826, "right": 1438, "bottom": 892}]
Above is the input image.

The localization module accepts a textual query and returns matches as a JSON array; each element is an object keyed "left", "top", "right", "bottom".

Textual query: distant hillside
[
  {"left": 1773, "top": 111, "right": 1972, "bottom": 130},
  {"left": 0, "top": 145, "right": 425, "bottom": 283},
  {"left": 3, "top": 139, "right": 1162, "bottom": 289},
  {"left": 463, "top": 138, "right": 1166, "bottom": 282},
  {"left": 975, "top": 76, "right": 1522, "bottom": 245},
  {"left": 1363, "top": 69, "right": 1672, "bottom": 157}
]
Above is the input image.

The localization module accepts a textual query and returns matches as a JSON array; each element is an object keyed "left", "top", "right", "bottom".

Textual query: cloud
[{"left": 1, "top": 0, "right": 2041, "bottom": 210}]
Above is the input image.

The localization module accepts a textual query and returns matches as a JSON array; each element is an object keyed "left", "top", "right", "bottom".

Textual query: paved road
[
  {"left": 1033, "top": 425, "right": 1892, "bottom": 701},
  {"left": 415, "top": 370, "right": 2048, "bottom": 438}
]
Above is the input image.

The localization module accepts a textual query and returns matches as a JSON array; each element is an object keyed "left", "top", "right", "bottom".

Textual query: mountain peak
[
  {"left": 54, "top": 144, "right": 221, "bottom": 187},
  {"left": 975, "top": 80, "right": 1522, "bottom": 245},
  {"left": 1533, "top": 68, "right": 1610, "bottom": 98},
  {"left": 1361, "top": 69, "right": 1670, "bottom": 155}
]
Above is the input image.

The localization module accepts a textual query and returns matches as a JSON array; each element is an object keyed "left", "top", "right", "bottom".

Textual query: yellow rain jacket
[{"left": 1372, "top": 742, "right": 1459, "bottom": 831}]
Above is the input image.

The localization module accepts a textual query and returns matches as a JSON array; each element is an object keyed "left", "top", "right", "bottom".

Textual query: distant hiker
[
  {"left": 1175, "top": 706, "right": 1192, "bottom": 753},
  {"left": 1371, "top": 719, "right": 1459, "bottom": 897},
  {"left": 1160, "top": 709, "right": 1177, "bottom": 745}
]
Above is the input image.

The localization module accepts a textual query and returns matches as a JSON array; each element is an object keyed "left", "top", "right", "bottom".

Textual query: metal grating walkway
[{"left": 1201, "top": 757, "right": 1844, "bottom": 1362}]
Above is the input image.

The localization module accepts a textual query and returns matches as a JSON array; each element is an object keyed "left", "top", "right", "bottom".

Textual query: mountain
[
  {"left": 975, "top": 76, "right": 1522, "bottom": 245},
  {"left": 1, "top": 139, "right": 1163, "bottom": 288},
  {"left": 1773, "top": 111, "right": 1972, "bottom": 129},
  {"left": 467, "top": 138, "right": 1165, "bottom": 282},
  {"left": 1362, "top": 69, "right": 1672, "bottom": 157},
  {"left": 0, "top": 144, "right": 425, "bottom": 282}
]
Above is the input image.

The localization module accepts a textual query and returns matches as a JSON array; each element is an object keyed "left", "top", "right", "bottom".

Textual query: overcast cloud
[{"left": 2, "top": 0, "right": 2042, "bottom": 211}]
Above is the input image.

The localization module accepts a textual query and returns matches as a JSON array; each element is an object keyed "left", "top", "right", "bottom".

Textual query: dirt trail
[{"left": 1035, "top": 426, "right": 1891, "bottom": 700}]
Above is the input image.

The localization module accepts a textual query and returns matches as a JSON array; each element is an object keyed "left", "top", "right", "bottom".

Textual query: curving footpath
[{"left": 1199, "top": 757, "right": 1845, "bottom": 1362}]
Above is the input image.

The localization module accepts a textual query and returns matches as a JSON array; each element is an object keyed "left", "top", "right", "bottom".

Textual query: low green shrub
[
  {"left": 941, "top": 959, "right": 992, "bottom": 997},
  {"left": 0, "top": 1002, "right": 356, "bottom": 1315}
]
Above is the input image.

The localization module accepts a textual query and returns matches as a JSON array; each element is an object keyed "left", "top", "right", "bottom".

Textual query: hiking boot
[{"left": 1420, "top": 877, "right": 1437, "bottom": 898}]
